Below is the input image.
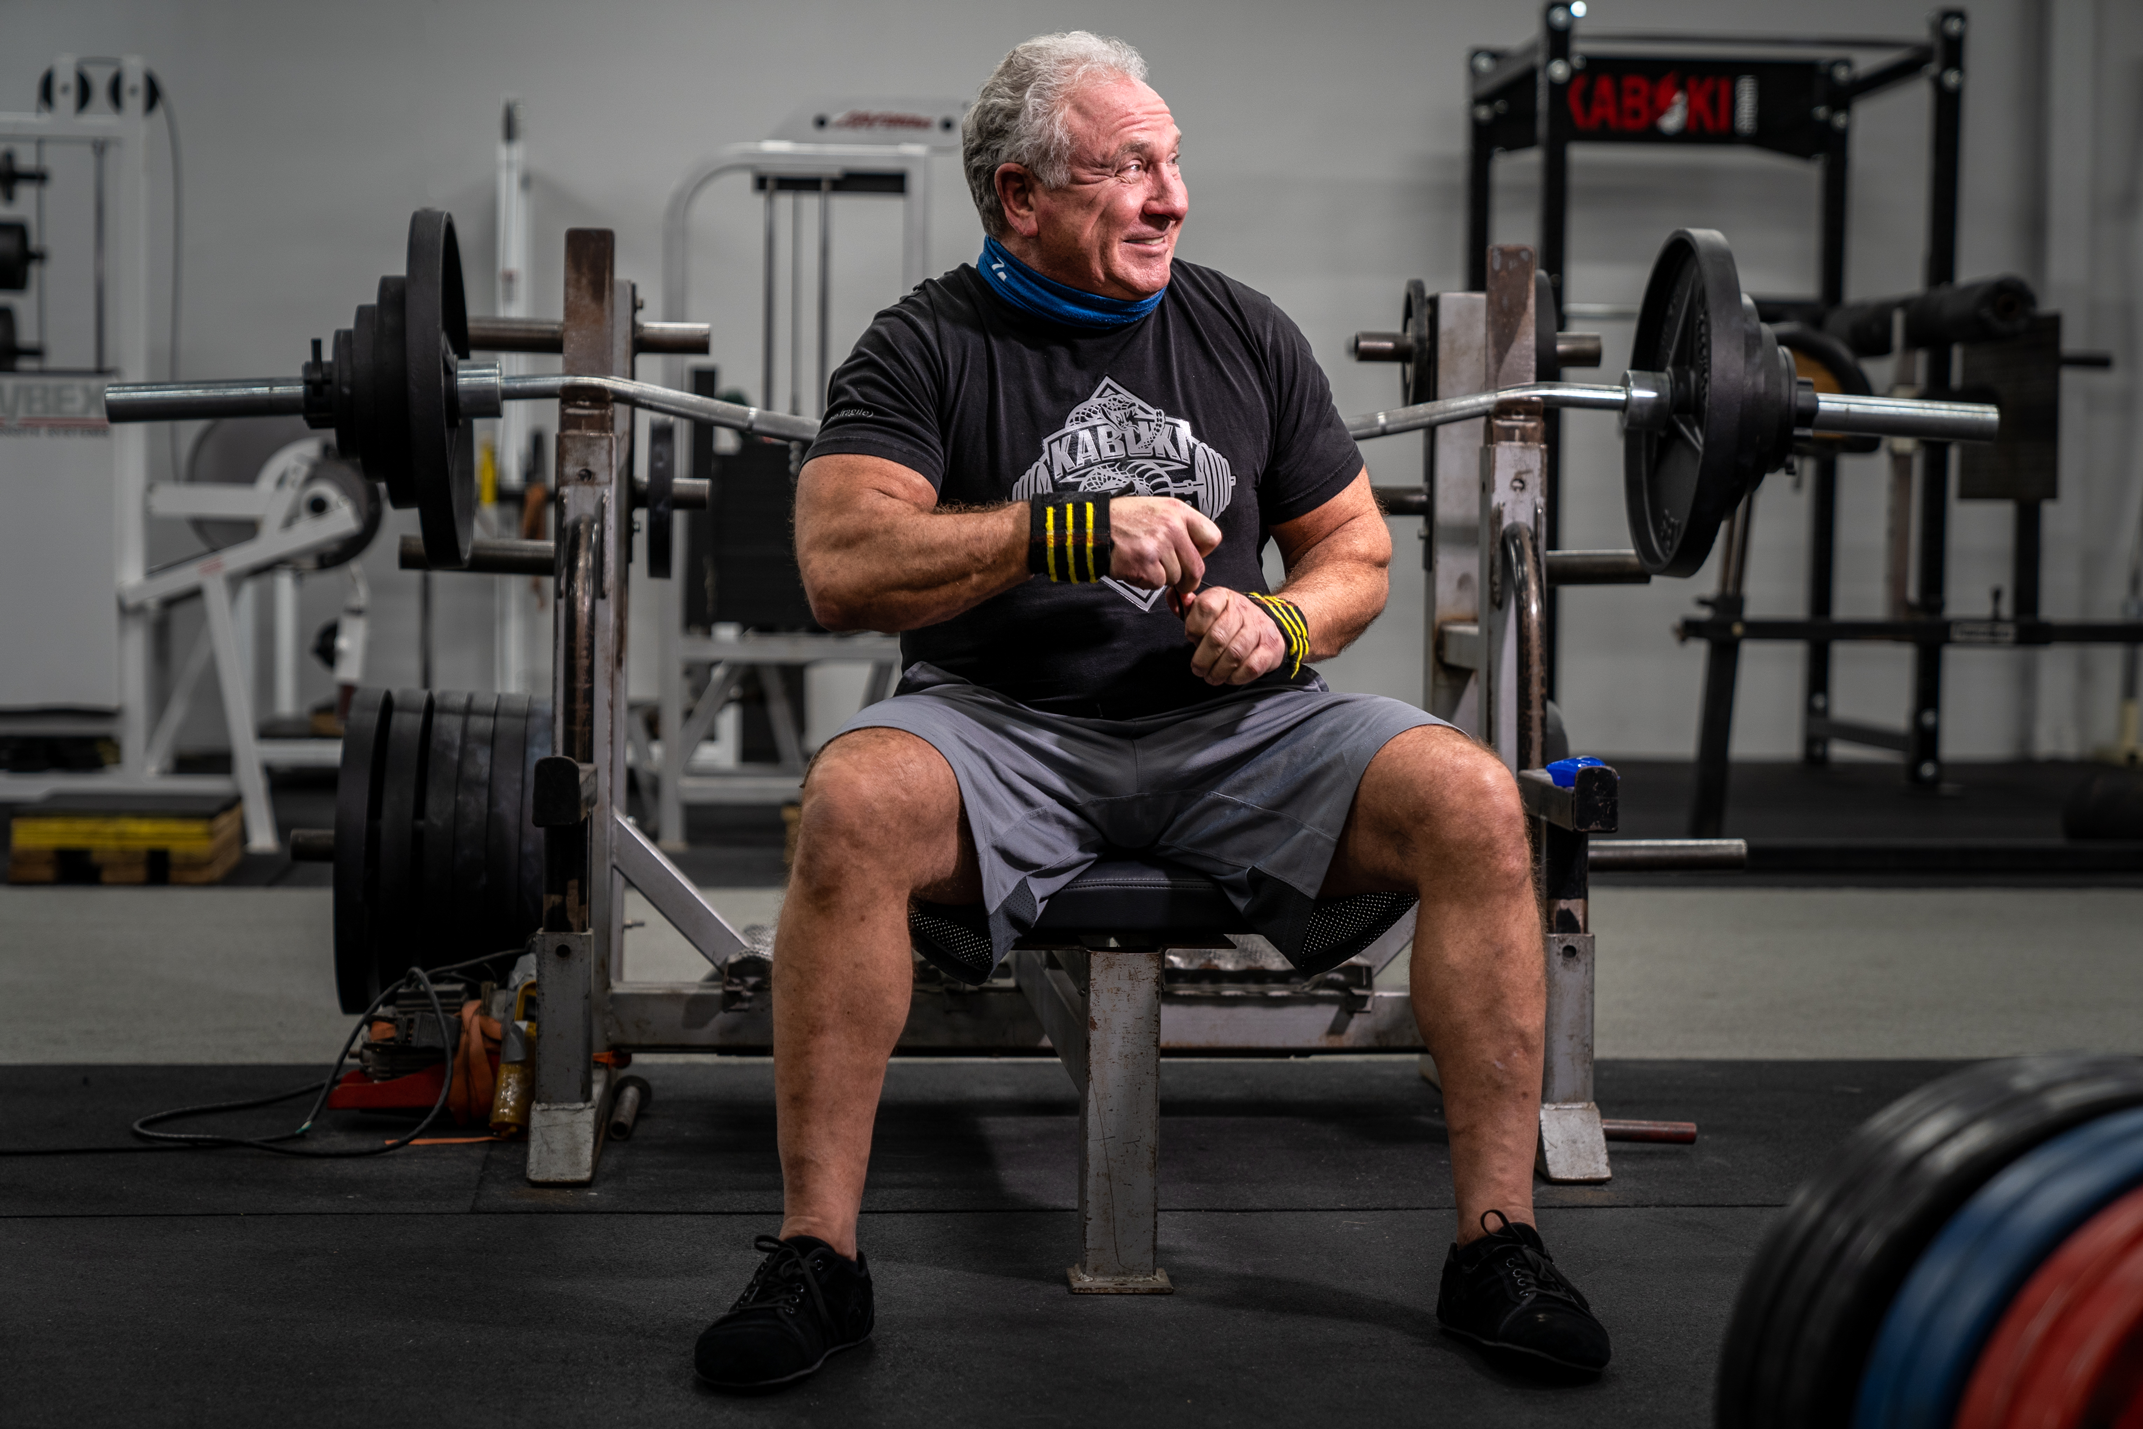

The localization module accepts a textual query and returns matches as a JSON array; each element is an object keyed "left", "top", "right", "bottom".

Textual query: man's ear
[{"left": 995, "top": 164, "right": 1043, "bottom": 240}]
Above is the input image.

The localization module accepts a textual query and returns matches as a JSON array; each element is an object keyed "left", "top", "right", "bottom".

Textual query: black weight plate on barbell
[
  {"left": 450, "top": 693, "right": 496, "bottom": 961},
  {"left": 331, "top": 687, "right": 391, "bottom": 1014},
  {"left": 1400, "top": 278, "right": 1431, "bottom": 407},
  {"left": 1715, "top": 1053, "right": 2143, "bottom": 1429},
  {"left": 487, "top": 693, "right": 532, "bottom": 950},
  {"left": 370, "top": 688, "right": 431, "bottom": 992},
  {"left": 518, "top": 700, "right": 554, "bottom": 935},
  {"left": 1624, "top": 228, "right": 1759, "bottom": 578},
  {"left": 0, "top": 221, "right": 31, "bottom": 291},
  {"left": 367, "top": 279, "right": 415, "bottom": 506},
  {"left": 405, "top": 210, "right": 475, "bottom": 569},
  {"left": 417, "top": 690, "right": 470, "bottom": 970},
  {"left": 334, "top": 319, "right": 367, "bottom": 466}
]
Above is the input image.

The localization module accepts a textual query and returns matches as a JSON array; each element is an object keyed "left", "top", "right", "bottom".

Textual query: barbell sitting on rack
[
  {"left": 1346, "top": 230, "right": 2001, "bottom": 577},
  {"left": 101, "top": 216, "right": 1997, "bottom": 590}
]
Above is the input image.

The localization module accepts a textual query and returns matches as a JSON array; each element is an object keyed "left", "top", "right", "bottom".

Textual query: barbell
[
  {"left": 104, "top": 215, "right": 1997, "bottom": 586},
  {"left": 1347, "top": 230, "right": 2002, "bottom": 577},
  {"left": 103, "top": 210, "right": 813, "bottom": 569}
]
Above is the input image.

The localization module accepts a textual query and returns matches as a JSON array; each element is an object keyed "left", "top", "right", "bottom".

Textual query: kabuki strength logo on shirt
[{"left": 1011, "top": 378, "right": 1236, "bottom": 610}]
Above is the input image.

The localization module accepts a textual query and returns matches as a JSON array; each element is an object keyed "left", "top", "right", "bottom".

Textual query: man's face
[{"left": 998, "top": 76, "right": 1187, "bottom": 300}]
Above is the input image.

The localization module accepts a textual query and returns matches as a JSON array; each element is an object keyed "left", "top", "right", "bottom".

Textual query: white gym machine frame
[
  {"left": 0, "top": 55, "right": 346, "bottom": 852},
  {"left": 650, "top": 114, "right": 955, "bottom": 846}
]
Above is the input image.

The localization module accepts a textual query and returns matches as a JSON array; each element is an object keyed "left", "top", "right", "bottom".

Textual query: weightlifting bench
[{"left": 912, "top": 859, "right": 1418, "bottom": 1292}]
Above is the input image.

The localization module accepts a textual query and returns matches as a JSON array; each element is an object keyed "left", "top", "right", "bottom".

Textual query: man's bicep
[
  {"left": 1270, "top": 467, "right": 1385, "bottom": 568},
  {"left": 795, "top": 454, "right": 939, "bottom": 553}
]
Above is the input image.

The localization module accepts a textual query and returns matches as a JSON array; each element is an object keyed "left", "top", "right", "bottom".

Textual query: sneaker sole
[
  {"left": 695, "top": 1332, "right": 871, "bottom": 1393},
  {"left": 1439, "top": 1323, "right": 1609, "bottom": 1376}
]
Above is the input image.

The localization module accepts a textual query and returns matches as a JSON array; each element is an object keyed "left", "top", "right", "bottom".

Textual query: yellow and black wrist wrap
[
  {"left": 1247, "top": 592, "right": 1311, "bottom": 678},
  {"left": 1028, "top": 495, "right": 1112, "bottom": 583}
]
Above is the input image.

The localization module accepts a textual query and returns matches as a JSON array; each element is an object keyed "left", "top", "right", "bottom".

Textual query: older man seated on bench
[{"left": 691, "top": 30, "right": 1611, "bottom": 1391}]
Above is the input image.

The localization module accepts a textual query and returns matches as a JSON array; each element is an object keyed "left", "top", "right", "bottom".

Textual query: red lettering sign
[{"left": 1568, "top": 68, "right": 1738, "bottom": 136}]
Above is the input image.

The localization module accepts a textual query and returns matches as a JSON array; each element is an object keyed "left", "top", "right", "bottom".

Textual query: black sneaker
[
  {"left": 694, "top": 1234, "right": 874, "bottom": 1391},
  {"left": 1436, "top": 1211, "right": 1611, "bottom": 1376}
]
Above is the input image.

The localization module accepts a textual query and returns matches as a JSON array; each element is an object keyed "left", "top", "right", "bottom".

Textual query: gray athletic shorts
[{"left": 830, "top": 663, "right": 1444, "bottom": 974}]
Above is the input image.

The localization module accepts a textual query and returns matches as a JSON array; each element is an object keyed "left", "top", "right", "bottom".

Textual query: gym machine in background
[
  {"left": 647, "top": 101, "right": 965, "bottom": 842},
  {"left": 1463, "top": 4, "right": 2139, "bottom": 833},
  {"left": 104, "top": 207, "right": 1993, "bottom": 1188},
  {"left": 0, "top": 56, "right": 374, "bottom": 852}
]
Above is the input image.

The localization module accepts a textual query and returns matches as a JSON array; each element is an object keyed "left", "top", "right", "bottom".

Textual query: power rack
[{"left": 1466, "top": 6, "right": 2137, "bottom": 834}]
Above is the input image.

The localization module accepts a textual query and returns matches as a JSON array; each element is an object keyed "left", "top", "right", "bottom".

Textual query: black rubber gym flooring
[{"left": 1, "top": 1056, "right": 1963, "bottom": 1427}]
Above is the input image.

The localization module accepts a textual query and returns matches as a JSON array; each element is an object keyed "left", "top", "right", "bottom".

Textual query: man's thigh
[
  {"left": 802, "top": 726, "right": 982, "bottom": 904},
  {"left": 1317, "top": 723, "right": 1516, "bottom": 897},
  {"left": 1141, "top": 688, "right": 1439, "bottom": 905}
]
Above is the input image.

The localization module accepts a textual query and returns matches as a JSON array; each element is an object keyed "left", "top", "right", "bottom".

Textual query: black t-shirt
[{"left": 808, "top": 259, "right": 1363, "bottom": 717}]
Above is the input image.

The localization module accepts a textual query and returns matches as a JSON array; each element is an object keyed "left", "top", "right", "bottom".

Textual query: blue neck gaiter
[{"left": 978, "top": 234, "right": 1165, "bottom": 331}]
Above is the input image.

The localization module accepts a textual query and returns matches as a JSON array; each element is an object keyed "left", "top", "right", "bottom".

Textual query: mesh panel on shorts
[
  {"left": 908, "top": 905, "right": 998, "bottom": 982},
  {"left": 1295, "top": 891, "right": 1417, "bottom": 974}
]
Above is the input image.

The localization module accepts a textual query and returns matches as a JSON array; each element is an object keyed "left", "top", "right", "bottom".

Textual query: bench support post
[{"left": 1013, "top": 944, "right": 1172, "bottom": 1293}]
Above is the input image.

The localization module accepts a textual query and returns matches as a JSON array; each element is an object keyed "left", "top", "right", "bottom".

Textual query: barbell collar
[
  {"left": 399, "top": 533, "right": 556, "bottom": 574},
  {"left": 1806, "top": 390, "right": 1999, "bottom": 444},
  {"left": 1620, "top": 369, "right": 1672, "bottom": 433},
  {"left": 456, "top": 362, "right": 503, "bottom": 419},
  {"left": 102, "top": 376, "right": 312, "bottom": 422}
]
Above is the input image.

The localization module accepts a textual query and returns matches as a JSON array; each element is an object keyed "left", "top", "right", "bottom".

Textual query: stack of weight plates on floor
[
  {"left": 332, "top": 687, "right": 551, "bottom": 1013},
  {"left": 1717, "top": 1054, "right": 2143, "bottom": 1428}
]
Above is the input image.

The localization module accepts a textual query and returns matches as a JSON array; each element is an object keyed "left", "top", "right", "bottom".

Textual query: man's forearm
[
  {"left": 801, "top": 490, "right": 1029, "bottom": 632},
  {"left": 1274, "top": 522, "right": 1390, "bottom": 660},
  {"left": 797, "top": 453, "right": 1224, "bottom": 633},
  {"left": 1281, "top": 565, "right": 1386, "bottom": 660}
]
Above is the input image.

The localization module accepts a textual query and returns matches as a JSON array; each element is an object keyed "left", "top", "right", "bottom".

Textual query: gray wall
[{"left": 6, "top": 0, "right": 2139, "bottom": 759}]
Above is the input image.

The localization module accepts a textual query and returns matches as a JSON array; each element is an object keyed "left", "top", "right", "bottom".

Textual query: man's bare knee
[
  {"left": 1431, "top": 738, "right": 1531, "bottom": 886},
  {"left": 1370, "top": 728, "right": 1529, "bottom": 893},
  {"left": 793, "top": 728, "right": 964, "bottom": 892}
]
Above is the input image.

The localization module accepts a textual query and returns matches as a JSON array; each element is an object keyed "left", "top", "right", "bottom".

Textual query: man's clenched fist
[
  {"left": 1107, "top": 496, "right": 1222, "bottom": 600},
  {"left": 1181, "top": 587, "right": 1289, "bottom": 686}
]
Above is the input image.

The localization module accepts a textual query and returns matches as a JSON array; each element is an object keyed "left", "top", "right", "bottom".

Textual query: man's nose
[{"left": 1145, "top": 167, "right": 1188, "bottom": 222}]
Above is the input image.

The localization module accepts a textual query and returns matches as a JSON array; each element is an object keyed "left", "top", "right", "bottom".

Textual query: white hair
[{"left": 962, "top": 31, "right": 1150, "bottom": 238}]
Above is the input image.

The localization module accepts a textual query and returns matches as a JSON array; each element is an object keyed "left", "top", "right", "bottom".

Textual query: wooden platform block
[{"left": 8, "top": 794, "right": 243, "bottom": 885}]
